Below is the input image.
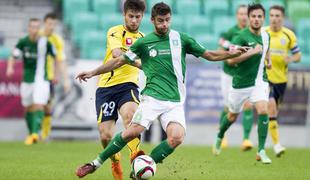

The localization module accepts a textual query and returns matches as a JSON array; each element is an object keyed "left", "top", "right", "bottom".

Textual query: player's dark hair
[
  {"left": 29, "top": 18, "right": 40, "bottom": 25},
  {"left": 270, "top": 5, "right": 285, "bottom": 15},
  {"left": 44, "top": 12, "right": 57, "bottom": 22},
  {"left": 248, "top": 3, "right": 265, "bottom": 17},
  {"left": 236, "top": 4, "right": 247, "bottom": 13},
  {"left": 124, "top": 0, "right": 146, "bottom": 13},
  {"left": 151, "top": 2, "right": 171, "bottom": 18}
]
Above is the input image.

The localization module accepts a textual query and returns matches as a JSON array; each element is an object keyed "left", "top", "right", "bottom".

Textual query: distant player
[
  {"left": 40, "top": 13, "right": 70, "bottom": 140},
  {"left": 78, "top": 0, "right": 146, "bottom": 179},
  {"left": 265, "top": 5, "right": 301, "bottom": 157},
  {"left": 218, "top": 4, "right": 254, "bottom": 150},
  {"left": 6, "top": 18, "right": 56, "bottom": 145},
  {"left": 213, "top": 3, "right": 273, "bottom": 164},
  {"left": 74, "top": 2, "right": 246, "bottom": 178}
]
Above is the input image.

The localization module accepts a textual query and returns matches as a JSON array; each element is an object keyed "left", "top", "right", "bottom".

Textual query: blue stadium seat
[
  {"left": 212, "top": 16, "right": 236, "bottom": 37},
  {"left": 80, "top": 30, "right": 106, "bottom": 60},
  {"left": 171, "top": 14, "right": 185, "bottom": 32},
  {"left": 99, "top": 14, "right": 123, "bottom": 31},
  {"left": 176, "top": 0, "right": 203, "bottom": 16},
  {"left": 204, "top": 0, "right": 229, "bottom": 17},
  {"left": 186, "top": 15, "right": 211, "bottom": 37},
  {"left": 71, "top": 12, "right": 99, "bottom": 46},
  {"left": 288, "top": 0, "right": 310, "bottom": 24},
  {"left": 63, "top": 0, "right": 89, "bottom": 26},
  {"left": 92, "top": 0, "right": 118, "bottom": 16}
]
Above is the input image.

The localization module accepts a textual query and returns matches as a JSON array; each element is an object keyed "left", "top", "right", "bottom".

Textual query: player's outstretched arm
[
  {"left": 6, "top": 56, "right": 16, "bottom": 78},
  {"left": 285, "top": 52, "right": 301, "bottom": 64},
  {"left": 201, "top": 46, "right": 248, "bottom": 61},
  {"left": 76, "top": 55, "right": 127, "bottom": 83},
  {"left": 227, "top": 44, "right": 262, "bottom": 65}
]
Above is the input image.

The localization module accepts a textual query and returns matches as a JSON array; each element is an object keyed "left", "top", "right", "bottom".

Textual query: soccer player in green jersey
[
  {"left": 6, "top": 18, "right": 56, "bottom": 145},
  {"left": 218, "top": 4, "right": 254, "bottom": 151},
  {"left": 213, "top": 3, "right": 272, "bottom": 164},
  {"left": 74, "top": 2, "right": 247, "bottom": 178}
]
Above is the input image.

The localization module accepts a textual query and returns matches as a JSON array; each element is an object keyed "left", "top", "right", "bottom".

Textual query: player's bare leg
[
  {"left": 99, "top": 121, "right": 122, "bottom": 180},
  {"left": 119, "top": 101, "right": 143, "bottom": 162}
]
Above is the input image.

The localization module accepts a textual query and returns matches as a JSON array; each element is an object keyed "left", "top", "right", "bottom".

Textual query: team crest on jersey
[
  {"left": 149, "top": 49, "right": 157, "bottom": 57},
  {"left": 126, "top": 38, "right": 133, "bottom": 46},
  {"left": 280, "top": 38, "right": 286, "bottom": 45}
]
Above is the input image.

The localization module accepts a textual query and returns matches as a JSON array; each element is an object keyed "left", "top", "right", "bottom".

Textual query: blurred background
[{"left": 0, "top": 0, "right": 309, "bottom": 147}]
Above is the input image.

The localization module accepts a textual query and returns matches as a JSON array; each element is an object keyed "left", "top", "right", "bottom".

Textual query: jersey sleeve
[
  {"left": 47, "top": 41, "right": 56, "bottom": 58},
  {"left": 124, "top": 38, "right": 143, "bottom": 63},
  {"left": 287, "top": 30, "right": 301, "bottom": 54},
  {"left": 54, "top": 35, "right": 66, "bottom": 61},
  {"left": 13, "top": 38, "right": 23, "bottom": 59},
  {"left": 107, "top": 28, "right": 123, "bottom": 50},
  {"left": 183, "top": 33, "right": 206, "bottom": 57},
  {"left": 231, "top": 33, "right": 245, "bottom": 46}
]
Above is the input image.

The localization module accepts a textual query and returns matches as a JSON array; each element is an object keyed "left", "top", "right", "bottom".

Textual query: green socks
[
  {"left": 219, "top": 110, "right": 228, "bottom": 127},
  {"left": 150, "top": 140, "right": 175, "bottom": 164},
  {"left": 218, "top": 115, "right": 233, "bottom": 139},
  {"left": 242, "top": 109, "right": 253, "bottom": 140},
  {"left": 32, "top": 110, "right": 44, "bottom": 134},
  {"left": 97, "top": 133, "right": 127, "bottom": 163},
  {"left": 257, "top": 114, "right": 269, "bottom": 151},
  {"left": 25, "top": 112, "right": 33, "bottom": 134}
]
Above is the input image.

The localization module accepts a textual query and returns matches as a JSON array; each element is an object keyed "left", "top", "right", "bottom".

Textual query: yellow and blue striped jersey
[
  {"left": 97, "top": 25, "right": 144, "bottom": 88},
  {"left": 265, "top": 26, "right": 301, "bottom": 83}
]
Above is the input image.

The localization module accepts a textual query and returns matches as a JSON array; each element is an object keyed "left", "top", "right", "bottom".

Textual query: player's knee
[
  {"left": 227, "top": 113, "right": 238, "bottom": 122},
  {"left": 167, "top": 134, "right": 184, "bottom": 148},
  {"left": 123, "top": 111, "right": 135, "bottom": 126},
  {"left": 100, "top": 131, "right": 113, "bottom": 143}
]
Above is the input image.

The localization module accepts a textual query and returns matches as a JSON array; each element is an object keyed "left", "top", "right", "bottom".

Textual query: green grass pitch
[{"left": 0, "top": 141, "right": 309, "bottom": 179}]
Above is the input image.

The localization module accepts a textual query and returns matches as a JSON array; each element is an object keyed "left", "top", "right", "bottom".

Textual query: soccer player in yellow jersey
[
  {"left": 265, "top": 5, "right": 301, "bottom": 157},
  {"left": 94, "top": 0, "right": 145, "bottom": 179},
  {"left": 40, "top": 13, "right": 70, "bottom": 140}
]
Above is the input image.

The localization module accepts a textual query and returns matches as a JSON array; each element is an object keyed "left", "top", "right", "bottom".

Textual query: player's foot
[
  {"left": 274, "top": 143, "right": 286, "bottom": 157},
  {"left": 241, "top": 139, "right": 253, "bottom": 151},
  {"left": 130, "top": 150, "right": 145, "bottom": 163},
  {"left": 221, "top": 137, "right": 228, "bottom": 149},
  {"left": 41, "top": 118, "right": 51, "bottom": 140},
  {"left": 24, "top": 134, "right": 39, "bottom": 145},
  {"left": 111, "top": 161, "right": 123, "bottom": 180},
  {"left": 75, "top": 163, "right": 97, "bottom": 178},
  {"left": 212, "top": 137, "right": 222, "bottom": 156},
  {"left": 256, "top": 150, "right": 272, "bottom": 164}
]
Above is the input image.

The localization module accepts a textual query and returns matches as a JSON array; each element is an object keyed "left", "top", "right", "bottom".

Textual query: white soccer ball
[{"left": 132, "top": 155, "right": 156, "bottom": 179}]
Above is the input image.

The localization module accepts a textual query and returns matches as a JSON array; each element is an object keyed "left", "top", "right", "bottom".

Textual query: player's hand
[
  {"left": 63, "top": 79, "right": 71, "bottom": 93},
  {"left": 284, "top": 56, "right": 292, "bottom": 64},
  {"left": 6, "top": 67, "right": 14, "bottom": 78},
  {"left": 236, "top": 46, "right": 251, "bottom": 54},
  {"left": 266, "top": 61, "right": 272, "bottom": 69},
  {"left": 75, "top": 71, "right": 94, "bottom": 83}
]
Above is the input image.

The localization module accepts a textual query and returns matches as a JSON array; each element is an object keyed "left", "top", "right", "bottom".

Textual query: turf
[{"left": 0, "top": 141, "right": 309, "bottom": 180}]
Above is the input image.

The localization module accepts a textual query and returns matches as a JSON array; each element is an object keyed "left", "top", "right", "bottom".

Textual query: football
[{"left": 132, "top": 155, "right": 157, "bottom": 179}]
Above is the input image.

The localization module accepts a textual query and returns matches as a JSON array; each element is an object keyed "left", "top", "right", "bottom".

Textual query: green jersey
[
  {"left": 220, "top": 25, "right": 242, "bottom": 76},
  {"left": 124, "top": 30, "right": 205, "bottom": 102},
  {"left": 14, "top": 36, "right": 55, "bottom": 83},
  {"left": 231, "top": 28, "right": 270, "bottom": 89}
]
